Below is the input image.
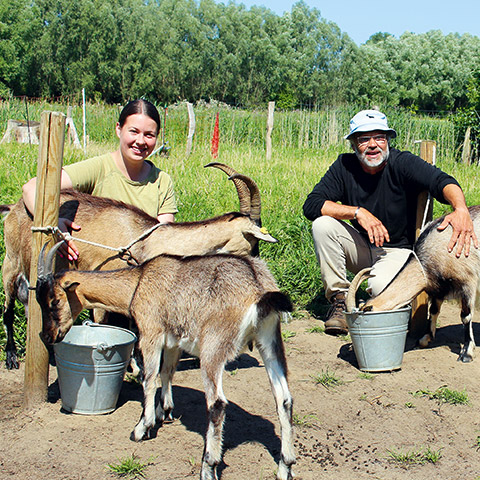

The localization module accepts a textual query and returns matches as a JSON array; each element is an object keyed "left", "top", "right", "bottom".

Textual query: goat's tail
[
  {"left": 0, "top": 204, "right": 12, "bottom": 218},
  {"left": 257, "top": 291, "right": 293, "bottom": 318}
]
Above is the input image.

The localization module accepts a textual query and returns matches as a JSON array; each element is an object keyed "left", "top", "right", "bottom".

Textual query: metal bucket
[
  {"left": 53, "top": 321, "right": 137, "bottom": 414},
  {"left": 345, "top": 306, "right": 411, "bottom": 372}
]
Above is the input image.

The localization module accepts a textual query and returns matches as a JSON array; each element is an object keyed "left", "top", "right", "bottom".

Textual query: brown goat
[
  {"left": 36, "top": 243, "right": 295, "bottom": 480},
  {"left": 1, "top": 164, "right": 276, "bottom": 369},
  {"left": 346, "top": 205, "right": 480, "bottom": 363}
]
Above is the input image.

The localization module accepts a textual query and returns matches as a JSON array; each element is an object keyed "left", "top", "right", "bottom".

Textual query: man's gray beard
[{"left": 354, "top": 143, "right": 390, "bottom": 169}]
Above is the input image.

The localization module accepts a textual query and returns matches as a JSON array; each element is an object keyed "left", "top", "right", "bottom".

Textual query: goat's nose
[{"left": 39, "top": 331, "right": 52, "bottom": 346}]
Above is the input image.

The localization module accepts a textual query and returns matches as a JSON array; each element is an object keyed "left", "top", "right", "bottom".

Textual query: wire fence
[{"left": 0, "top": 96, "right": 462, "bottom": 162}]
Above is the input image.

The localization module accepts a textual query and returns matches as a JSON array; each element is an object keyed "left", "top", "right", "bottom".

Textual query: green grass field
[{"left": 1, "top": 100, "right": 479, "bottom": 361}]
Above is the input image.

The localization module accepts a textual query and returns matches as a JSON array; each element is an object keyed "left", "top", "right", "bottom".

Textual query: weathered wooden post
[
  {"left": 186, "top": 102, "right": 195, "bottom": 156},
  {"left": 266, "top": 101, "right": 275, "bottom": 160},
  {"left": 462, "top": 126, "right": 472, "bottom": 165},
  {"left": 0, "top": 120, "right": 41, "bottom": 145},
  {"left": 23, "top": 111, "right": 65, "bottom": 409},
  {"left": 66, "top": 106, "right": 81, "bottom": 149},
  {"left": 409, "top": 140, "right": 435, "bottom": 335}
]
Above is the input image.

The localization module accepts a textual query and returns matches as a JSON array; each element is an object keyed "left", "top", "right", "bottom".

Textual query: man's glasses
[{"left": 356, "top": 134, "right": 388, "bottom": 146}]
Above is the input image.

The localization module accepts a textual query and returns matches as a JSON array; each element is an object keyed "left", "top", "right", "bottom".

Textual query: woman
[{"left": 22, "top": 99, "right": 177, "bottom": 261}]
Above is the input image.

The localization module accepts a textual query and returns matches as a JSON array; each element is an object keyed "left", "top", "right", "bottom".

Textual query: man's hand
[
  {"left": 356, "top": 207, "right": 390, "bottom": 247},
  {"left": 437, "top": 207, "right": 478, "bottom": 257},
  {"left": 57, "top": 218, "right": 81, "bottom": 262}
]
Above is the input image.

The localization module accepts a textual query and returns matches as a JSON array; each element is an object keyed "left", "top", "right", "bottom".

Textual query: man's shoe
[{"left": 324, "top": 292, "right": 348, "bottom": 336}]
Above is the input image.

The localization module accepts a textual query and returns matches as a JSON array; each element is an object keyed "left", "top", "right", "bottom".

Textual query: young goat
[
  {"left": 1, "top": 163, "right": 276, "bottom": 369},
  {"left": 346, "top": 205, "right": 480, "bottom": 363},
  {"left": 36, "top": 243, "right": 296, "bottom": 480}
]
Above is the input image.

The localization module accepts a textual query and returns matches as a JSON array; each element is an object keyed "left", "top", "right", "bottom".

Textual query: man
[{"left": 303, "top": 109, "right": 477, "bottom": 335}]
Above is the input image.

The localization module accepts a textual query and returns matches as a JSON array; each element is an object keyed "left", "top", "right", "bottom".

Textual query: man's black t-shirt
[{"left": 303, "top": 148, "right": 458, "bottom": 248}]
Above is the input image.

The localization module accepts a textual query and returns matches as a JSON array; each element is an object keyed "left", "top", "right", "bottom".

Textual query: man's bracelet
[{"left": 353, "top": 206, "right": 360, "bottom": 220}]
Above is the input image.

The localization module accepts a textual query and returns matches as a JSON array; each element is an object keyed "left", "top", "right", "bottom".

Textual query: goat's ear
[
  {"left": 250, "top": 226, "right": 278, "bottom": 243},
  {"left": 61, "top": 280, "right": 80, "bottom": 292}
]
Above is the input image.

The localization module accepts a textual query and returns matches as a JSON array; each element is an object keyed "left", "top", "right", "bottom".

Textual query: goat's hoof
[
  {"left": 277, "top": 464, "right": 294, "bottom": 480},
  {"left": 163, "top": 409, "right": 174, "bottom": 423},
  {"left": 5, "top": 352, "right": 19, "bottom": 370},
  {"left": 129, "top": 431, "right": 142, "bottom": 442},
  {"left": 200, "top": 465, "right": 218, "bottom": 480},
  {"left": 458, "top": 354, "right": 473, "bottom": 363},
  {"left": 418, "top": 334, "right": 432, "bottom": 348},
  {"left": 129, "top": 427, "right": 151, "bottom": 442}
]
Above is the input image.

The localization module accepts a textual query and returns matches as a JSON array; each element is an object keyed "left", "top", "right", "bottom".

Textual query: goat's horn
[
  {"left": 37, "top": 242, "right": 49, "bottom": 277},
  {"left": 228, "top": 173, "right": 261, "bottom": 224},
  {"left": 38, "top": 241, "right": 63, "bottom": 278},
  {"left": 204, "top": 162, "right": 251, "bottom": 216},
  {"left": 346, "top": 267, "right": 374, "bottom": 312}
]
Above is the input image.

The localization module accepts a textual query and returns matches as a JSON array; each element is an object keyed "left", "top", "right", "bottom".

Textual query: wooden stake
[
  {"left": 462, "top": 126, "right": 472, "bottom": 166},
  {"left": 266, "top": 101, "right": 275, "bottom": 160},
  {"left": 410, "top": 140, "right": 435, "bottom": 336},
  {"left": 23, "top": 111, "right": 65, "bottom": 410},
  {"left": 66, "top": 106, "right": 81, "bottom": 149}
]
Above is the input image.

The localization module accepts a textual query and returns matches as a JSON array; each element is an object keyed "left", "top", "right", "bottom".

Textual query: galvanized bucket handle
[
  {"left": 82, "top": 320, "right": 112, "bottom": 351},
  {"left": 96, "top": 342, "right": 111, "bottom": 353}
]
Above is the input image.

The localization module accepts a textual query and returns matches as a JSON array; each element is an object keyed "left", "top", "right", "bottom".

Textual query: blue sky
[{"left": 233, "top": 0, "right": 480, "bottom": 45}]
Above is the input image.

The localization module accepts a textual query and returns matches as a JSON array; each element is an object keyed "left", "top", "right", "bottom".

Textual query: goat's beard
[{"left": 354, "top": 142, "right": 390, "bottom": 169}]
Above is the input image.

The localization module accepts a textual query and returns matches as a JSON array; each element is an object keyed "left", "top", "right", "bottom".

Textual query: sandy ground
[{"left": 1, "top": 302, "right": 480, "bottom": 480}]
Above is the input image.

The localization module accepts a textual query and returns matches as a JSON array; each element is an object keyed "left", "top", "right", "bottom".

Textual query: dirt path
[{"left": 1, "top": 302, "right": 480, "bottom": 480}]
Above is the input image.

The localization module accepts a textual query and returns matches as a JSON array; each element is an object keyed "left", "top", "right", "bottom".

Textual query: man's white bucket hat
[{"left": 345, "top": 109, "right": 397, "bottom": 140}]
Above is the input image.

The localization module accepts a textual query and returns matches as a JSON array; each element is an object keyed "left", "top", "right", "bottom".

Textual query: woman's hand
[{"left": 57, "top": 218, "right": 81, "bottom": 261}]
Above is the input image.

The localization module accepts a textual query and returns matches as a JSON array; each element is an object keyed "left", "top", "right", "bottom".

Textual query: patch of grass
[
  {"left": 387, "top": 446, "right": 442, "bottom": 465},
  {"left": 311, "top": 368, "right": 343, "bottom": 389},
  {"left": 107, "top": 453, "right": 154, "bottom": 479},
  {"left": 357, "top": 372, "right": 375, "bottom": 380},
  {"left": 404, "top": 402, "right": 415, "bottom": 409},
  {"left": 125, "top": 373, "right": 142, "bottom": 384},
  {"left": 423, "top": 446, "right": 443, "bottom": 463},
  {"left": 473, "top": 436, "right": 480, "bottom": 450},
  {"left": 305, "top": 324, "right": 324, "bottom": 334},
  {"left": 281, "top": 329, "right": 296, "bottom": 342},
  {"left": 291, "top": 309, "right": 309, "bottom": 320},
  {"left": 292, "top": 412, "right": 319, "bottom": 428},
  {"left": 411, "top": 386, "right": 469, "bottom": 405}
]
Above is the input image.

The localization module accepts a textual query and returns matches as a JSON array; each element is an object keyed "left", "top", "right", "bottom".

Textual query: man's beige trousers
[{"left": 312, "top": 216, "right": 411, "bottom": 302}]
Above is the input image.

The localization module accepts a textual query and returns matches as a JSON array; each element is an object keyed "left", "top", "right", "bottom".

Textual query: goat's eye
[{"left": 51, "top": 299, "right": 60, "bottom": 307}]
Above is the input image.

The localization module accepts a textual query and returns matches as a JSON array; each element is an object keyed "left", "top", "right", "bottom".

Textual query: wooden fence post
[
  {"left": 266, "top": 101, "right": 275, "bottom": 160},
  {"left": 23, "top": 111, "right": 65, "bottom": 409},
  {"left": 409, "top": 140, "right": 435, "bottom": 335},
  {"left": 66, "top": 106, "right": 81, "bottom": 149},
  {"left": 462, "top": 126, "right": 472, "bottom": 165},
  {"left": 186, "top": 102, "right": 195, "bottom": 156}
]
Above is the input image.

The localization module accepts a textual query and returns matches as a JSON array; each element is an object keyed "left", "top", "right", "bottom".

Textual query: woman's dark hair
[{"left": 118, "top": 99, "right": 161, "bottom": 133}]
